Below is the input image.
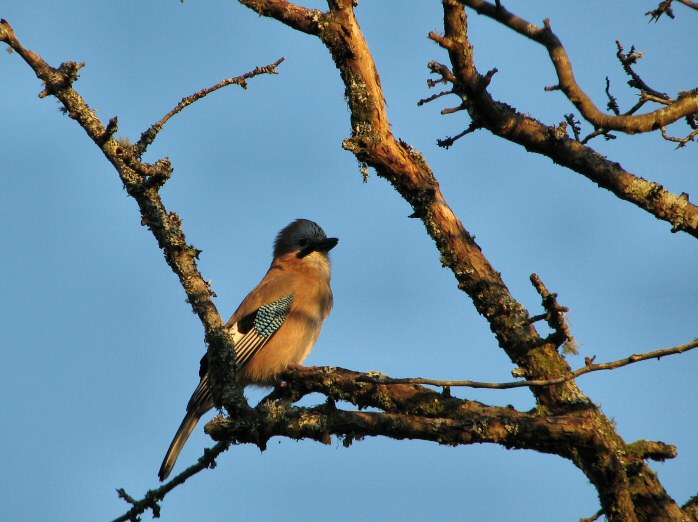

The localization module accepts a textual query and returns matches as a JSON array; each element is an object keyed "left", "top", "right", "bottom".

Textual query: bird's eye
[{"left": 298, "top": 238, "right": 309, "bottom": 247}]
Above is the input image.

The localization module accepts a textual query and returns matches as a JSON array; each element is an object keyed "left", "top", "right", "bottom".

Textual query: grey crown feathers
[{"left": 273, "top": 219, "right": 336, "bottom": 258}]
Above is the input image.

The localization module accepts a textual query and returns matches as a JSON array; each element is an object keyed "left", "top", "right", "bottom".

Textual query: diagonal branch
[
  {"left": 0, "top": 18, "right": 272, "bottom": 416},
  {"left": 238, "top": 0, "right": 594, "bottom": 412},
  {"left": 0, "top": 18, "right": 218, "bottom": 330}
]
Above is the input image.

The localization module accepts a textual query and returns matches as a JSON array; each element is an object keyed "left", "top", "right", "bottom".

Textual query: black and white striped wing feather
[{"left": 231, "top": 292, "right": 295, "bottom": 368}]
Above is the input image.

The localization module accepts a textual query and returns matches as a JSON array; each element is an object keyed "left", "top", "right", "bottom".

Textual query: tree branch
[
  {"left": 459, "top": 0, "right": 698, "bottom": 135},
  {"left": 205, "top": 398, "right": 595, "bottom": 457},
  {"left": 237, "top": 0, "right": 325, "bottom": 34}
]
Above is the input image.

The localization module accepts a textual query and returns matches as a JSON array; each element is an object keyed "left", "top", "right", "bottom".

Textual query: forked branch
[
  {"left": 422, "top": 11, "right": 698, "bottom": 239},
  {"left": 459, "top": 0, "right": 698, "bottom": 136}
]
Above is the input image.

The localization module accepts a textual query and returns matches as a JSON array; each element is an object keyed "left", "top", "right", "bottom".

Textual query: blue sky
[{"left": 1, "top": 2, "right": 696, "bottom": 521}]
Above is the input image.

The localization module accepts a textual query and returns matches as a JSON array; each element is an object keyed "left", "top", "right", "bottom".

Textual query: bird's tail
[
  {"left": 159, "top": 376, "right": 213, "bottom": 481},
  {"left": 158, "top": 409, "right": 202, "bottom": 481}
]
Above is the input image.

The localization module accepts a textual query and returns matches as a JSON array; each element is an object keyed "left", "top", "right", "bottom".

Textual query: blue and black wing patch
[
  {"left": 253, "top": 293, "right": 295, "bottom": 337},
  {"left": 233, "top": 293, "right": 295, "bottom": 368}
]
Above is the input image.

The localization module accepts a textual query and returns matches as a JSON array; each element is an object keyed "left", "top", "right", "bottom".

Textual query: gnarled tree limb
[{"left": 460, "top": 0, "right": 698, "bottom": 135}]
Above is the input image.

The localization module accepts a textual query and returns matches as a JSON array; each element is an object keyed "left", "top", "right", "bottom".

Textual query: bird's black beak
[
  {"left": 316, "top": 237, "right": 339, "bottom": 252},
  {"left": 300, "top": 237, "right": 338, "bottom": 257}
]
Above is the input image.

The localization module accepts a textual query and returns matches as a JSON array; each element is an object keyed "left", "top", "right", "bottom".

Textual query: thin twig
[
  {"left": 615, "top": 41, "right": 670, "bottom": 101},
  {"left": 564, "top": 113, "right": 582, "bottom": 141},
  {"left": 530, "top": 273, "right": 577, "bottom": 353},
  {"left": 136, "top": 57, "right": 285, "bottom": 154},
  {"left": 437, "top": 120, "right": 480, "bottom": 148},
  {"left": 661, "top": 125, "right": 698, "bottom": 148},
  {"left": 357, "top": 338, "right": 698, "bottom": 389},
  {"left": 605, "top": 77, "right": 620, "bottom": 115},
  {"left": 644, "top": 0, "right": 698, "bottom": 20},
  {"left": 418, "top": 89, "right": 454, "bottom": 106},
  {"left": 581, "top": 128, "right": 617, "bottom": 144},
  {"left": 112, "top": 441, "right": 229, "bottom": 522},
  {"left": 580, "top": 508, "right": 604, "bottom": 522},
  {"left": 623, "top": 97, "right": 649, "bottom": 117}
]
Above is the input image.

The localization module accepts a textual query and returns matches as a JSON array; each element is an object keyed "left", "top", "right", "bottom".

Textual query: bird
[{"left": 158, "top": 219, "right": 338, "bottom": 481}]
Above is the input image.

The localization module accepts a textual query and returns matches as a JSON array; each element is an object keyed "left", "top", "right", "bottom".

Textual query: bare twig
[
  {"left": 418, "top": 89, "right": 454, "bottom": 106},
  {"left": 441, "top": 102, "right": 469, "bottom": 115},
  {"left": 564, "top": 113, "right": 582, "bottom": 141},
  {"left": 113, "top": 442, "right": 229, "bottom": 522},
  {"left": 356, "top": 338, "right": 698, "bottom": 389},
  {"left": 615, "top": 41, "right": 670, "bottom": 101},
  {"left": 580, "top": 509, "right": 604, "bottom": 522},
  {"left": 581, "top": 128, "right": 617, "bottom": 144},
  {"left": 647, "top": 0, "right": 676, "bottom": 21},
  {"left": 660, "top": 126, "right": 698, "bottom": 148},
  {"left": 437, "top": 120, "right": 481, "bottom": 148},
  {"left": 530, "top": 273, "right": 577, "bottom": 353},
  {"left": 605, "top": 77, "right": 620, "bottom": 115},
  {"left": 136, "top": 58, "right": 285, "bottom": 154},
  {"left": 623, "top": 97, "right": 649, "bottom": 117}
]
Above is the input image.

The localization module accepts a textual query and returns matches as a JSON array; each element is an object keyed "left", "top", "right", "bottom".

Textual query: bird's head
[{"left": 273, "top": 219, "right": 338, "bottom": 259}]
